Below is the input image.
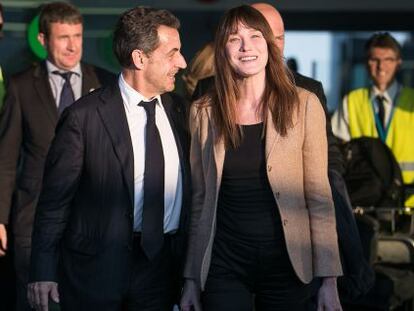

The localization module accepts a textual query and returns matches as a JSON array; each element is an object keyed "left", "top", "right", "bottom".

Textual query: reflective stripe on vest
[{"left": 347, "top": 87, "right": 414, "bottom": 207}]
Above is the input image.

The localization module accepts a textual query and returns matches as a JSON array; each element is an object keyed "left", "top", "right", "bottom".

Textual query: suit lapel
[
  {"left": 210, "top": 111, "right": 225, "bottom": 194},
  {"left": 81, "top": 63, "right": 100, "bottom": 95},
  {"left": 265, "top": 110, "right": 280, "bottom": 161},
  {"left": 160, "top": 93, "right": 186, "bottom": 166},
  {"left": 97, "top": 84, "right": 134, "bottom": 208},
  {"left": 33, "top": 63, "right": 58, "bottom": 124},
  {"left": 161, "top": 93, "right": 193, "bottom": 230}
]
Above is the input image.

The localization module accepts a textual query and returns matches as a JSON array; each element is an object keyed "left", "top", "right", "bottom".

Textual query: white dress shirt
[
  {"left": 118, "top": 73, "right": 182, "bottom": 233},
  {"left": 46, "top": 60, "right": 82, "bottom": 107},
  {"left": 332, "top": 80, "right": 399, "bottom": 141}
]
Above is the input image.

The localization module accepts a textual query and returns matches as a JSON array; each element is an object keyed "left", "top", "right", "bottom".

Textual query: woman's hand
[
  {"left": 317, "top": 277, "right": 342, "bottom": 311},
  {"left": 180, "top": 279, "right": 202, "bottom": 311}
]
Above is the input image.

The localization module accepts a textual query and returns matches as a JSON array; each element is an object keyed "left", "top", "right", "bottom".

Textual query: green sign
[{"left": 27, "top": 15, "right": 47, "bottom": 59}]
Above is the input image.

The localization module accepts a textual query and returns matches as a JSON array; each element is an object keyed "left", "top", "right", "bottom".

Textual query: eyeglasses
[{"left": 368, "top": 57, "right": 399, "bottom": 65}]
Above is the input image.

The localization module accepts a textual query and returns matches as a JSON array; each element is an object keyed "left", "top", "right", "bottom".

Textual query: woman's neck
[{"left": 236, "top": 75, "right": 266, "bottom": 125}]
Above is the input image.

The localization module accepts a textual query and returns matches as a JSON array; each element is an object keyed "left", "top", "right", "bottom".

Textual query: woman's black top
[{"left": 216, "top": 123, "right": 284, "bottom": 242}]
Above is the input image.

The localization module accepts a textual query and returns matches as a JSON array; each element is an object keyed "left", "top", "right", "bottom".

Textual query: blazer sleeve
[
  {"left": 29, "top": 107, "right": 84, "bottom": 282},
  {"left": 183, "top": 105, "right": 206, "bottom": 280},
  {"left": 303, "top": 93, "right": 343, "bottom": 277},
  {"left": 0, "top": 78, "right": 23, "bottom": 224}
]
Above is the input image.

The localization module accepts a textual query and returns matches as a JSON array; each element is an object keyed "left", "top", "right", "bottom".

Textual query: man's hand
[
  {"left": 180, "top": 279, "right": 202, "bottom": 311},
  {"left": 0, "top": 224, "right": 7, "bottom": 256},
  {"left": 28, "top": 281, "right": 59, "bottom": 311},
  {"left": 317, "top": 277, "right": 342, "bottom": 311}
]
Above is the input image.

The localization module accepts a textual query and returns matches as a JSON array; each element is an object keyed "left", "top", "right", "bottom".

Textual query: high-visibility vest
[{"left": 347, "top": 87, "right": 414, "bottom": 207}]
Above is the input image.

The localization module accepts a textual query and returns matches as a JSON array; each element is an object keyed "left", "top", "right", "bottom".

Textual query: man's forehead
[
  {"left": 156, "top": 26, "right": 181, "bottom": 49},
  {"left": 48, "top": 22, "right": 82, "bottom": 36},
  {"left": 369, "top": 47, "right": 399, "bottom": 58},
  {"left": 49, "top": 22, "right": 82, "bottom": 30}
]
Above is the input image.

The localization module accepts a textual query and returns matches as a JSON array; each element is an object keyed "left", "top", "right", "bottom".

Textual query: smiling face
[
  {"left": 225, "top": 23, "right": 268, "bottom": 78},
  {"left": 367, "top": 47, "right": 401, "bottom": 91},
  {"left": 38, "top": 22, "right": 83, "bottom": 70},
  {"left": 141, "top": 25, "right": 187, "bottom": 97}
]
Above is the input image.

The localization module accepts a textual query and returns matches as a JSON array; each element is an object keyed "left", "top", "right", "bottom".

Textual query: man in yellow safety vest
[{"left": 332, "top": 32, "right": 414, "bottom": 207}]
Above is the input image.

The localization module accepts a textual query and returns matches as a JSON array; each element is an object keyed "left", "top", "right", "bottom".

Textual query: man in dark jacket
[
  {"left": 0, "top": 2, "right": 114, "bottom": 310},
  {"left": 28, "top": 6, "right": 190, "bottom": 311}
]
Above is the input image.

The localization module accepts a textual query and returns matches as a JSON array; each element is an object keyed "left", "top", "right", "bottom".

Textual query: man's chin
[
  {"left": 165, "top": 83, "right": 175, "bottom": 92},
  {"left": 60, "top": 59, "right": 81, "bottom": 70}
]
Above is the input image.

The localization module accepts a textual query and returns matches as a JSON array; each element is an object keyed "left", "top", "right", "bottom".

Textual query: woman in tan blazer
[{"left": 181, "top": 5, "right": 342, "bottom": 311}]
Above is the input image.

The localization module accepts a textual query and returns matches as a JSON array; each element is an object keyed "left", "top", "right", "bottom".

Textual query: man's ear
[
  {"left": 37, "top": 32, "right": 46, "bottom": 47},
  {"left": 131, "top": 49, "right": 147, "bottom": 70}
]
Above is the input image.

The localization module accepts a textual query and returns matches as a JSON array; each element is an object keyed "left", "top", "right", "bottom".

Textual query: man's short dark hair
[
  {"left": 39, "top": 2, "right": 83, "bottom": 38},
  {"left": 365, "top": 32, "right": 402, "bottom": 59},
  {"left": 113, "top": 7, "right": 180, "bottom": 68}
]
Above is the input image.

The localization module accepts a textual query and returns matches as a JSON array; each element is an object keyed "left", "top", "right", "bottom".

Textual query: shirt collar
[
  {"left": 46, "top": 60, "right": 82, "bottom": 77},
  {"left": 370, "top": 80, "right": 399, "bottom": 104},
  {"left": 118, "top": 73, "right": 162, "bottom": 113}
]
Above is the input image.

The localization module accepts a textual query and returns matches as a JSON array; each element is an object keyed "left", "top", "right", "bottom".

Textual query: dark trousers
[
  {"left": 202, "top": 234, "right": 312, "bottom": 311},
  {"left": 14, "top": 236, "right": 32, "bottom": 311},
  {"left": 0, "top": 226, "right": 16, "bottom": 311},
  {"left": 60, "top": 234, "right": 178, "bottom": 311},
  {"left": 123, "top": 234, "right": 177, "bottom": 311}
]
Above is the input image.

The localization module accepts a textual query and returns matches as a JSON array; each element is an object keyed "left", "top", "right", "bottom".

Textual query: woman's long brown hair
[{"left": 211, "top": 5, "right": 298, "bottom": 147}]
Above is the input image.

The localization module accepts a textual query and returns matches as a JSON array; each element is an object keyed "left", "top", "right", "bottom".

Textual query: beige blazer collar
[
  {"left": 212, "top": 114, "right": 225, "bottom": 194},
  {"left": 265, "top": 110, "right": 280, "bottom": 161}
]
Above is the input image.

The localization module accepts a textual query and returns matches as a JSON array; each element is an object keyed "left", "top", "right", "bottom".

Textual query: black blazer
[
  {"left": 0, "top": 62, "right": 115, "bottom": 239},
  {"left": 29, "top": 83, "right": 191, "bottom": 297},
  {"left": 192, "top": 73, "right": 345, "bottom": 174}
]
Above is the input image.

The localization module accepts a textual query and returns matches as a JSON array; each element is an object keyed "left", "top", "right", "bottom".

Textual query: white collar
[
  {"left": 118, "top": 73, "right": 162, "bottom": 112},
  {"left": 46, "top": 60, "right": 81, "bottom": 77},
  {"left": 370, "top": 80, "right": 399, "bottom": 104}
]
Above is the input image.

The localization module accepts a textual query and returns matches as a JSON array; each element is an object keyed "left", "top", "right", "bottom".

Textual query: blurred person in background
[
  {"left": 332, "top": 32, "right": 414, "bottom": 207},
  {"left": 182, "top": 42, "right": 215, "bottom": 99},
  {"left": 0, "top": 2, "right": 114, "bottom": 310}
]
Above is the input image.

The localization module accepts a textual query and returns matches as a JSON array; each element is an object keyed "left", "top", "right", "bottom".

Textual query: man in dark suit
[
  {"left": 192, "top": 2, "right": 374, "bottom": 307},
  {"left": 28, "top": 6, "right": 190, "bottom": 311},
  {"left": 0, "top": 2, "right": 114, "bottom": 310}
]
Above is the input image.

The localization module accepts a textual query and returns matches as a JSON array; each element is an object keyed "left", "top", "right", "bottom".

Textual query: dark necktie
[
  {"left": 53, "top": 71, "right": 75, "bottom": 115},
  {"left": 138, "top": 99, "right": 165, "bottom": 260},
  {"left": 376, "top": 95, "right": 386, "bottom": 130}
]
